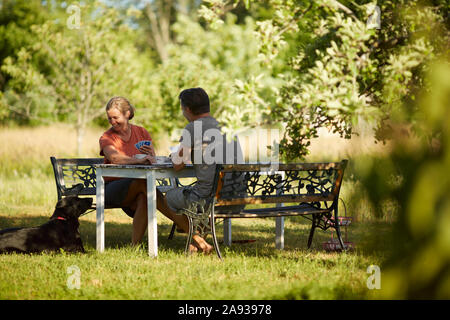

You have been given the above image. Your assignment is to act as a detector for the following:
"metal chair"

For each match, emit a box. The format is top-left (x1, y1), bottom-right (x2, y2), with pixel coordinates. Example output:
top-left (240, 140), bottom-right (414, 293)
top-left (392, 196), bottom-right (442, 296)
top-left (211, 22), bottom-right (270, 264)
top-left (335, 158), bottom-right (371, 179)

top-left (176, 165), bottom-right (223, 259)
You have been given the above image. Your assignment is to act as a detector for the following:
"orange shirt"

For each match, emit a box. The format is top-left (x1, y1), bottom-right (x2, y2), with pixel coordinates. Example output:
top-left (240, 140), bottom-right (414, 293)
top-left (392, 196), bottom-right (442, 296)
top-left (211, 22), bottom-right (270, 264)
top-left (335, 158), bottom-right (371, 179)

top-left (99, 124), bottom-right (152, 181)
top-left (99, 124), bottom-right (152, 162)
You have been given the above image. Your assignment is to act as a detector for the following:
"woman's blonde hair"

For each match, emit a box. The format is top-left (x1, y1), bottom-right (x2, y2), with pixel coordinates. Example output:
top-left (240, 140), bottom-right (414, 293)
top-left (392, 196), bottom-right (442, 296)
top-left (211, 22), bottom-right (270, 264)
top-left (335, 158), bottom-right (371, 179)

top-left (105, 97), bottom-right (135, 120)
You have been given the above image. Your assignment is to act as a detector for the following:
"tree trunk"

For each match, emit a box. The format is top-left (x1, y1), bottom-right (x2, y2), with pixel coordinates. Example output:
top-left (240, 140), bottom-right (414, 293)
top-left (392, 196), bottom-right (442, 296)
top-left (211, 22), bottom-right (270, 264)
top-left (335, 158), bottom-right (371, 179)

top-left (76, 105), bottom-right (85, 157)
top-left (145, 0), bottom-right (173, 62)
top-left (76, 124), bottom-right (85, 157)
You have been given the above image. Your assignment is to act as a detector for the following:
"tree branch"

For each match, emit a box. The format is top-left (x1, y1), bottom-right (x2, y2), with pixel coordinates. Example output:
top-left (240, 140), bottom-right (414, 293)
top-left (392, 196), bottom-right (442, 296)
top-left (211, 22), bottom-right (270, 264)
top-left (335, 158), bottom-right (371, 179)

top-left (276, 2), bottom-right (313, 39)
top-left (323, 0), bottom-right (358, 20)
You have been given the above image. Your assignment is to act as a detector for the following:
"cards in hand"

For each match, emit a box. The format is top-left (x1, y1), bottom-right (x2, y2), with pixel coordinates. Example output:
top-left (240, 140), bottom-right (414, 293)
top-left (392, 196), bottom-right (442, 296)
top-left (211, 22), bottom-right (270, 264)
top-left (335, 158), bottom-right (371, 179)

top-left (135, 140), bottom-right (152, 150)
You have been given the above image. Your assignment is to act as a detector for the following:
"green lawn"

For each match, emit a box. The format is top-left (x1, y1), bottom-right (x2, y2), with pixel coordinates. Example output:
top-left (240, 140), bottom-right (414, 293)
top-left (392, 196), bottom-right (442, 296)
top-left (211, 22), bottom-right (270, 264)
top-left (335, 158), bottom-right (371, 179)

top-left (0, 204), bottom-right (390, 299)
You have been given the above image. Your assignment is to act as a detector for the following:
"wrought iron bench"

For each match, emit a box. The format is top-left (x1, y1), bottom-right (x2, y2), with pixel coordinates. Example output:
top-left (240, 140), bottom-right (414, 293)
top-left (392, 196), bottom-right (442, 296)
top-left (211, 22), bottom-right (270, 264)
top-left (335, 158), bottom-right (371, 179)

top-left (214, 161), bottom-right (349, 251)
top-left (172, 160), bottom-right (349, 259)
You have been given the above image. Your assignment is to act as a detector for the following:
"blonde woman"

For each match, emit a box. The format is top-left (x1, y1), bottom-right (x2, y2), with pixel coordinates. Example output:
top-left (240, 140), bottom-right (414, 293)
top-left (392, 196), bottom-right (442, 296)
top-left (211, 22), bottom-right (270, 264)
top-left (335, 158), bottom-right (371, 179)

top-left (99, 97), bottom-right (156, 245)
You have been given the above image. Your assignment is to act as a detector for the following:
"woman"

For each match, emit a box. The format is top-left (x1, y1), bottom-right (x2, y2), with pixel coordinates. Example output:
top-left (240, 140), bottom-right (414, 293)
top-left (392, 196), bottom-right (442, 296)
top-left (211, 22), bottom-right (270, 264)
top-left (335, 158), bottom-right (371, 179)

top-left (99, 96), bottom-right (156, 245)
top-left (99, 97), bottom-right (212, 253)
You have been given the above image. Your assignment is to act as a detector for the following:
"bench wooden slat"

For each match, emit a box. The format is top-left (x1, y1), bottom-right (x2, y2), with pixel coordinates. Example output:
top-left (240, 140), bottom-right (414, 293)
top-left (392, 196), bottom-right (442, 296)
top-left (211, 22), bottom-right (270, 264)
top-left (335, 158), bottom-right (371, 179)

top-left (215, 193), bottom-right (335, 206)
top-left (70, 188), bottom-right (97, 196)
top-left (54, 158), bottom-right (104, 166)
top-left (221, 161), bottom-right (346, 172)
top-left (215, 204), bottom-right (330, 218)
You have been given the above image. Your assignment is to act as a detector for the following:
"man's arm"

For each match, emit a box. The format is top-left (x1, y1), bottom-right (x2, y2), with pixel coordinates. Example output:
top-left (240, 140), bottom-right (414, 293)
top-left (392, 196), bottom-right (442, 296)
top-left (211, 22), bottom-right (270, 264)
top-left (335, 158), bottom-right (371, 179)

top-left (171, 145), bottom-right (191, 171)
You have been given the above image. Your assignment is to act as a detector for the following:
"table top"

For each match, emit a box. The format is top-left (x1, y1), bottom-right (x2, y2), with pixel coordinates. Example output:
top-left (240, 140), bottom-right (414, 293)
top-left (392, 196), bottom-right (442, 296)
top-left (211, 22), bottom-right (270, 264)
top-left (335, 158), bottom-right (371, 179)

top-left (94, 163), bottom-right (193, 170)
top-left (94, 161), bottom-right (347, 171)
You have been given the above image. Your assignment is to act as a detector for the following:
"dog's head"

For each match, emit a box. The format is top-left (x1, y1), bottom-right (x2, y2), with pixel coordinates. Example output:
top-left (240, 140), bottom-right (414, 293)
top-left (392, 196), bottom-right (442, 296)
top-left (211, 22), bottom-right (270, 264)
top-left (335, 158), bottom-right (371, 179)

top-left (50, 196), bottom-right (94, 220)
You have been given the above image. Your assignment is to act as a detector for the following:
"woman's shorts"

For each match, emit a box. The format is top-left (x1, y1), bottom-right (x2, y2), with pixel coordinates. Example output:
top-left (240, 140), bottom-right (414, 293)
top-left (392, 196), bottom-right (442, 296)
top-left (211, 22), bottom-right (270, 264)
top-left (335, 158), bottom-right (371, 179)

top-left (105, 178), bottom-right (135, 218)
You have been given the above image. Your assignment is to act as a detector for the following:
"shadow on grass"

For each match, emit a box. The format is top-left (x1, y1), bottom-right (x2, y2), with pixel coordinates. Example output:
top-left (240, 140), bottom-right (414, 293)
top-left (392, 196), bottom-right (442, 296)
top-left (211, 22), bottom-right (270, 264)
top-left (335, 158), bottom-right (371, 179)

top-left (0, 213), bottom-right (393, 259)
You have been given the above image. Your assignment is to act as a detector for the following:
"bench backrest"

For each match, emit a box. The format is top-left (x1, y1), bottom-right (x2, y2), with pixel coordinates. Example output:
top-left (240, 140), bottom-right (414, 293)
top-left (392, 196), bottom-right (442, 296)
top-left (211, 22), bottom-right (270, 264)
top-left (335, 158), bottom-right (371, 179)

top-left (50, 157), bottom-right (179, 200)
top-left (50, 157), bottom-right (103, 200)
top-left (215, 160), bottom-right (348, 207)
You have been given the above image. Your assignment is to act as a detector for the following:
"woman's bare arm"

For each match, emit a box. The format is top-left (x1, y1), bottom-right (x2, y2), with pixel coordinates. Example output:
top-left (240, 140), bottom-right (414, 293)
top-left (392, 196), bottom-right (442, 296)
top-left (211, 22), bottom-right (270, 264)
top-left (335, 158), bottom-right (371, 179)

top-left (103, 145), bottom-right (155, 164)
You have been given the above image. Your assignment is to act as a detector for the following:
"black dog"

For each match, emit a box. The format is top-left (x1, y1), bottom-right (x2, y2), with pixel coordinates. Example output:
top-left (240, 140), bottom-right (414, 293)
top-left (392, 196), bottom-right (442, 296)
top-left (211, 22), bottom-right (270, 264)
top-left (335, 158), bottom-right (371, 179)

top-left (0, 196), bottom-right (93, 254)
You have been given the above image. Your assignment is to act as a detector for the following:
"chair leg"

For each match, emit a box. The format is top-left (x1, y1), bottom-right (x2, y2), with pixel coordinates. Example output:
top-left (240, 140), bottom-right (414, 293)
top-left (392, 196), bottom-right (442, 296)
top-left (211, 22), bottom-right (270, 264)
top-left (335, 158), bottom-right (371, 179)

top-left (210, 215), bottom-right (223, 260)
top-left (179, 200), bottom-right (223, 259)
top-left (184, 216), bottom-right (194, 255)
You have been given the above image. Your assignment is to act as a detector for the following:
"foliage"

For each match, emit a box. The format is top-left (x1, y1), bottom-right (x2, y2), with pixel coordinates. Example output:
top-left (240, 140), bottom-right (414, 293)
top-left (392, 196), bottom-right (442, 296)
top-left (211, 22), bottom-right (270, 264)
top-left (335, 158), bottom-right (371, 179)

top-left (199, 0), bottom-right (450, 160)
top-left (199, 0), bottom-right (450, 298)
top-left (0, 0), bottom-right (280, 145)
top-left (0, 0), bottom-right (55, 90)
top-left (355, 57), bottom-right (450, 299)
top-left (1, 1), bottom-right (154, 154)
top-left (146, 12), bottom-right (277, 138)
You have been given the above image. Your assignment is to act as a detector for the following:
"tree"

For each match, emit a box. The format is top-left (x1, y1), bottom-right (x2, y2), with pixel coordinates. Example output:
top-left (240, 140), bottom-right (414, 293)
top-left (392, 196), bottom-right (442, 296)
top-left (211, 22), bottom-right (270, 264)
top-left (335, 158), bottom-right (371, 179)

top-left (1, 1), bottom-right (153, 155)
top-left (145, 11), bottom-right (274, 139)
top-left (121, 0), bottom-right (202, 62)
top-left (199, 0), bottom-right (450, 160)
top-left (357, 56), bottom-right (450, 299)
top-left (0, 0), bottom-right (59, 91)
top-left (201, 0), bottom-right (450, 299)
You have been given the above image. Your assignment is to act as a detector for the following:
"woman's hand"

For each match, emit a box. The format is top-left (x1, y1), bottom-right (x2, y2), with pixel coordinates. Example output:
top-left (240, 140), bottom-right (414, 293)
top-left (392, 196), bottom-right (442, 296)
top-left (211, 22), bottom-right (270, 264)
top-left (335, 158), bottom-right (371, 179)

top-left (139, 144), bottom-right (156, 157)
top-left (136, 155), bottom-right (156, 165)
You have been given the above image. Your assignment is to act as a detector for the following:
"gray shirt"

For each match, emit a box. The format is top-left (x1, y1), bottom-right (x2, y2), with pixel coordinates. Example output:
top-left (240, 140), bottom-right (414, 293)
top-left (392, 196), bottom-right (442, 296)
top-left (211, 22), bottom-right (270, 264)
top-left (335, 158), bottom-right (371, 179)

top-left (180, 116), bottom-right (244, 199)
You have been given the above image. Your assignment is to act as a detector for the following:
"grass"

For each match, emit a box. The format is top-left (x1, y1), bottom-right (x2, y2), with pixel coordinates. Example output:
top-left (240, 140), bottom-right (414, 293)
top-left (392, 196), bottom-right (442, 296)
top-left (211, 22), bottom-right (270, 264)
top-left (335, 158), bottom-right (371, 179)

top-left (0, 124), bottom-right (393, 300)
top-left (0, 214), bottom-right (389, 299)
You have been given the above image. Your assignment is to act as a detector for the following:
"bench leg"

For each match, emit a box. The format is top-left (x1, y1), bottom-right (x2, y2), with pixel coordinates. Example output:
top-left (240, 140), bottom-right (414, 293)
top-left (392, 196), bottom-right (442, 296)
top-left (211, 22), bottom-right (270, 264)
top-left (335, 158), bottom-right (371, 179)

top-left (183, 212), bottom-right (222, 260)
top-left (307, 214), bottom-right (318, 249)
top-left (223, 218), bottom-right (232, 246)
top-left (334, 207), bottom-right (346, 251)
top-left (335, 225), bottom-right (346, 251)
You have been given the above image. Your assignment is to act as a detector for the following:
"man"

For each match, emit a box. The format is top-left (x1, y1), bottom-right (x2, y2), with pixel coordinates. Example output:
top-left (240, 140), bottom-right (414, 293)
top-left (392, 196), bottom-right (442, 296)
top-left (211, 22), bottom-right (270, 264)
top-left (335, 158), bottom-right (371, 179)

top-left (158, 87), bottom-right (244, 254)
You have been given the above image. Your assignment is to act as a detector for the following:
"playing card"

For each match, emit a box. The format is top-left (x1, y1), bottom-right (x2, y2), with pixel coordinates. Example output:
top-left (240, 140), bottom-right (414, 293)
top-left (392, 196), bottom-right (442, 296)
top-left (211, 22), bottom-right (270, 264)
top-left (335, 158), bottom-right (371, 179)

top-left (135, 140), bottom-right (151, 150)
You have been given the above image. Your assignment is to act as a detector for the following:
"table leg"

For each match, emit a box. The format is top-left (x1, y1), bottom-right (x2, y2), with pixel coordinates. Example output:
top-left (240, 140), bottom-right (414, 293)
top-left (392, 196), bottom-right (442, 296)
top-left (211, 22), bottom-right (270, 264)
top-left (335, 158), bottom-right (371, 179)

top-left (275, 172), bottom-right (285, 250)
top-left (96, 169), bottom-right (105, 253)
top-left (146, 171), bottom-right (158, 257)
top-left (275, 217), bottom-right (284, 250)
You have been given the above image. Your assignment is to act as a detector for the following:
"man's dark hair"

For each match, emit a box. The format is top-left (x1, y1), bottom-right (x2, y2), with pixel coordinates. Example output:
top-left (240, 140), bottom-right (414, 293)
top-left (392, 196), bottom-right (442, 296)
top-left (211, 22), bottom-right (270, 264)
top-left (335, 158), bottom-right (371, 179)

top-left (179, 87), bottom-right (210, 115)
